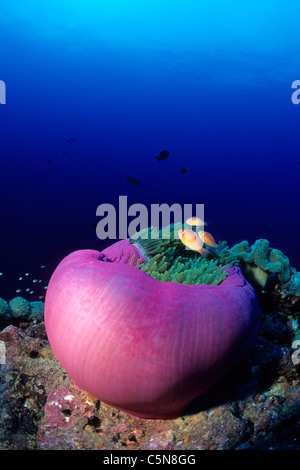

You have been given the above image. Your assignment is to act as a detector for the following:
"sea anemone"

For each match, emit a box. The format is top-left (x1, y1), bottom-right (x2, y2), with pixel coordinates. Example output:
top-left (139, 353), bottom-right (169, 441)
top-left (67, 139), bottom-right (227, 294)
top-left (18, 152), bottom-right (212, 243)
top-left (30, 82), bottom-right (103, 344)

top-left (128, 223), bottom-right (229, 285)
top-left (45, 224), bottom-right (261, 419)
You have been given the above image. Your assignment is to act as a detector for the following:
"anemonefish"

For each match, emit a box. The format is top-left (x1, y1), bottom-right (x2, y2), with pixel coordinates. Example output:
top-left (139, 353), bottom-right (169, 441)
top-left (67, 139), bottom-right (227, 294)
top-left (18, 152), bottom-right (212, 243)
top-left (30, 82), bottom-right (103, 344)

top-left (178, 229), bottom-right (210, 258)
top-left (198, 231), bottom-right (218, 248)
top-left (186, 217), bottom-right (207, 227)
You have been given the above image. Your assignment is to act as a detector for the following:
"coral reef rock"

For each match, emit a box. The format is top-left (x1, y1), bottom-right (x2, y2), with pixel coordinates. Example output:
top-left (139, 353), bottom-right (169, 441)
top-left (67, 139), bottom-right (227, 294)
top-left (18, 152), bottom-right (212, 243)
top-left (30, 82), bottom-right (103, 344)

top-left (0, 289), bottom-right (299, 450)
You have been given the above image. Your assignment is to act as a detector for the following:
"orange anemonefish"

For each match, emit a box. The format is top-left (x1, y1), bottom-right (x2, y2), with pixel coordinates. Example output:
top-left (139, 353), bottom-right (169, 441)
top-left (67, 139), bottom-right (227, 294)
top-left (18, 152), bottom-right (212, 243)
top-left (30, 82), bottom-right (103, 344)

top-left (198, 231), bottom-right (218, 248)
top-left (178, 229), bottom-right (210, 258)
top-left (185, 217), bottom-right (207, 227)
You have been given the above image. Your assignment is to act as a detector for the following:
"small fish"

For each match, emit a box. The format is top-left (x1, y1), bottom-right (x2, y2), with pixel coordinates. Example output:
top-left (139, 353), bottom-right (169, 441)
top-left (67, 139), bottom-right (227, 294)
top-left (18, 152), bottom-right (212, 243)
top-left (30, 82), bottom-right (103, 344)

top-left (0, 273), bottom-right (3, 276)
top-left (26, 288), bottom-right (30, 292)
top-left (180, 167), bottom-right (187, 174)
top-left (19, 277), bottom-right (23, 280)
top-left (126, 176), bottom-right (142, 187)
top-left (29, 291), bottom-right (34, 294)
top-left (25, 273), bottom-right (30, 276)
top-left (41, 265), bottom-right (46, 268)
top-left (39, 296), bottom-right (44, 300)
top-left (32, 279), bottom-right (38, 283)
top-left (186, 217), bottom-right (207, 227)
top-left (16, 289), bottom-right (22, 293)
top-left (156, 150), bottom-right (169, 162)
top-left (198, 231), bottom-right (218, 248)
top-left (178, 229), bottom-right (210, 258)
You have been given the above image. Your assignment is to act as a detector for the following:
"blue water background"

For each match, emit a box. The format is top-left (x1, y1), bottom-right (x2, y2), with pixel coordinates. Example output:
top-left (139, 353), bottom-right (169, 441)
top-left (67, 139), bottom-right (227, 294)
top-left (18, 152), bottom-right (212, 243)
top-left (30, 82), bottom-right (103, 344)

top-left (0, 1), bottom-right (299, 300)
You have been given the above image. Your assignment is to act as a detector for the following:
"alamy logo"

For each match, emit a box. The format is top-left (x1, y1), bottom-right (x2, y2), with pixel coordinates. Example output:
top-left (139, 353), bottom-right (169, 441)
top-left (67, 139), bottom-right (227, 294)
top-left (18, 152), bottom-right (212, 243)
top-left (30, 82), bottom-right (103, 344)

top-left (0, 340), bottom-right (5, 370)
top-left (0, 80), bottom-right (6, 104)
top-left (95, 196), bottom-right (205, 240)
top-left (291, 339), bottom-right (300, 365)
top-left (291, 80), bottom-right (300, 105)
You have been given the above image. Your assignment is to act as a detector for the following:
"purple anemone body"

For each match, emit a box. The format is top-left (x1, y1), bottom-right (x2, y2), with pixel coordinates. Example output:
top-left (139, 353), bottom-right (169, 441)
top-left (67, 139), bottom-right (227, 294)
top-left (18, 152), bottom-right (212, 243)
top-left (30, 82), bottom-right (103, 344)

top-left (45, 239), bottom-right (261, 419)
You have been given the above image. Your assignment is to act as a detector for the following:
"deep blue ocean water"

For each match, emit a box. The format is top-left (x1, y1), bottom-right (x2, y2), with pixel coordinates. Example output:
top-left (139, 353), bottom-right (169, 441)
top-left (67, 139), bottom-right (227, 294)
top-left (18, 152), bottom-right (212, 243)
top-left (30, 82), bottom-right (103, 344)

top-left (0, 1), bottom-right (299, 301)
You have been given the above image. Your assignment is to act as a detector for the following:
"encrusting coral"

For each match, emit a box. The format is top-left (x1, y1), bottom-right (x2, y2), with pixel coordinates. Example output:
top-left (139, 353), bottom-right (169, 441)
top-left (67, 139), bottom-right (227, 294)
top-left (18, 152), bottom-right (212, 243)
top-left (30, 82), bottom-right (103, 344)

top-left (44, 224), bottom-right (261, 419)
top-left (0, 298), bottom-right (9, 316)
top-left (9, 297), bottom-right (31, 318)
top-left (230, 239), bottom-right (292, 288)
top-left (0, 298), bottom-right (10, 327)
top-left (0, 297), bottom-right (44, 326)
top-left (278, 271), bottom-right (300, 298)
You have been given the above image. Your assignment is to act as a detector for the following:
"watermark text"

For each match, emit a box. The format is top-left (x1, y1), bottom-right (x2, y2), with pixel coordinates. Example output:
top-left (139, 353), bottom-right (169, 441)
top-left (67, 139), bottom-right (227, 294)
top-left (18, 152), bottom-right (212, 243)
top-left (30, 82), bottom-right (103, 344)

top-left (0, 80), bottom-right (6, 104)
top-left (291, 339), bottom-right (300, 365)
top-left (0, 340), bottom-right (6, 370)
top-left (96, 196), bottom-right (205, 240)
top-left (291, 80), bottom-right (300, 104)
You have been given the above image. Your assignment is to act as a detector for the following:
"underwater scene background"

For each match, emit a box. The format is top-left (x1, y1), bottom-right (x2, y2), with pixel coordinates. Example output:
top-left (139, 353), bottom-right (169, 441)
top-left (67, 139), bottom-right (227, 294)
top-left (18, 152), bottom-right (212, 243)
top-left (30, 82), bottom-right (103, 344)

top-left (0, 1), bottom-right (300, 452)
top-left (0, 0), bottom-right (300, 300)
